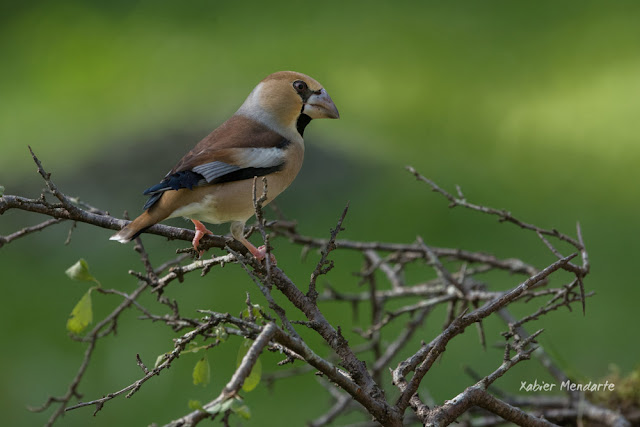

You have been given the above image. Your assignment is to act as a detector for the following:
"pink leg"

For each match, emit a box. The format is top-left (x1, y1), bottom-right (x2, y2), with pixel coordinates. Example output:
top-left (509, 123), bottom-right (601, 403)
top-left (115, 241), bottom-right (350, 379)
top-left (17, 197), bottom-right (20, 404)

top-left (230, 221), bottom-right (276, 264)
top-left (191, 220), bottom-right (213, 256)
top-left (239, 239), bottom-right (276, 265)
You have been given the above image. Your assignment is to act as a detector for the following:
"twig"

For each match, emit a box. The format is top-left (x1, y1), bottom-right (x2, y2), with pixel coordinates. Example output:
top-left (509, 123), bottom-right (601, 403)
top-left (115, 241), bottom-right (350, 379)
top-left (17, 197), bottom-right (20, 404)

top-left (6, 154), bottom-right (618, 427)
top-left (66, 314), bottom-right (225, 413)
top-left (308, 202), bottom-right (349, 302)
top-left (252, 176), bottom-right (274, 280)
top-left (417, 236), bottom-right (466, 297)
top-left (406, 166), bottom-right (584, 251)
top-left (31, 280), bottom-right (149, 424)
top-left (227, 246), bottom-right (300, 339)
top-left (0, 218), bottom-right (64, 248)
top-left (394, 254), bottom-right (576, 412)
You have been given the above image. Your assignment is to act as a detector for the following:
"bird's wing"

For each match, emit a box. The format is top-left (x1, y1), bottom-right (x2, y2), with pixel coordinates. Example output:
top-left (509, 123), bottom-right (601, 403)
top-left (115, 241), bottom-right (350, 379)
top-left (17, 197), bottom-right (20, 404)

top-left (141, 115), bottom-right (291, 210)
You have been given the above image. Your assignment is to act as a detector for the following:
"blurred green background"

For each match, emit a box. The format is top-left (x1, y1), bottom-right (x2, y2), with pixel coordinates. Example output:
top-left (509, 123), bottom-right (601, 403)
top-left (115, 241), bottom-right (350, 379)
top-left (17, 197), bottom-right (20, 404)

top-left (1, 1), bottom-right (639, 425)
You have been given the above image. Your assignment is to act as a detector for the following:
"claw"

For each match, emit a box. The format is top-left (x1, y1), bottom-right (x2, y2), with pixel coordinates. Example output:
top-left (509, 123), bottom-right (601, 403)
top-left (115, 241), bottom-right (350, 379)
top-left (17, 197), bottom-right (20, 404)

top-left (244, 242), bottom-right (277, 265)
top-left (191, 220), bottom-right (213, 257)
top-left (252, 245), bottom-right (277, 265)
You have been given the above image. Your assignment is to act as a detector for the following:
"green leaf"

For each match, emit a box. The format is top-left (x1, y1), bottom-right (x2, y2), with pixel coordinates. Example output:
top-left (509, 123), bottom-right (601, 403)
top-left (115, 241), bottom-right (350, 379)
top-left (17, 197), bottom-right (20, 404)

top-left (231, 401), bottom-right (251, 420)
top-left (241, 304), bottom-right (263, 321)
top-left (183, 341), bottom-right (220, 355)
top-left (242, 358), bottom-right (261, 392)
top-left (206, 398), bottom-right (233, 415)
top-left (188, 400), bottom-right (204, 411)
top-left (192, 356), bottom-right (210, 386)
top-left (220, 399), bottom-right (234, 412)
top-left (206, 402), bottom-right (222, 415)
top-left (237, 340), bottom-right (262, 392)
top-left (66, 289), bottom-right (93, 334)
top-left (0, 185), bottom-right (4, 196)
top-left (183, 341), bottom-right (202, 354)
top-left (214, 326), bottom-right (228, 342)
top-left (65, 259), bottom-right (97, 283)
top-left (154, 353), bottom-right (168, 369)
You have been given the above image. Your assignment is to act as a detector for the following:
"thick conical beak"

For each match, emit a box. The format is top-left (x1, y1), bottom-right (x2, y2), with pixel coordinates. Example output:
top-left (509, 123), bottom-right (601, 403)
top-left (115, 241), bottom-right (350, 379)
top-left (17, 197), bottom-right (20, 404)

top-left (303, 88), bottom-right (340, 119)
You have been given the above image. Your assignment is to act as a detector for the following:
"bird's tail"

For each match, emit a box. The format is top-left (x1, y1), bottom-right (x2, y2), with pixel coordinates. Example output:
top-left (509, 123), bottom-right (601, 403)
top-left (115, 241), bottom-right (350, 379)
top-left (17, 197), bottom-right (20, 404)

top-left (110, 211), bottom-right (161, 243)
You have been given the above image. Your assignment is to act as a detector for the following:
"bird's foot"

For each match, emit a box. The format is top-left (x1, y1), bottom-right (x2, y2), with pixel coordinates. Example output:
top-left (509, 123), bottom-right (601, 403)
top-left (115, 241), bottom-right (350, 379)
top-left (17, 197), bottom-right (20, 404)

top-left (245, 242), bottom-right (277, 265)
top-left (191, 220), bottom-right (213, 257)
top-left (254, 245), bottom-right (277, 265)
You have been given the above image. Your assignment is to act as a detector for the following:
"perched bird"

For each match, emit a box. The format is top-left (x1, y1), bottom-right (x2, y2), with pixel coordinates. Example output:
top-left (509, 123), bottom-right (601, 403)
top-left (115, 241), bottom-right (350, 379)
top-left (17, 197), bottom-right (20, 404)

top-left (110, 71), bottom-right (339, 261)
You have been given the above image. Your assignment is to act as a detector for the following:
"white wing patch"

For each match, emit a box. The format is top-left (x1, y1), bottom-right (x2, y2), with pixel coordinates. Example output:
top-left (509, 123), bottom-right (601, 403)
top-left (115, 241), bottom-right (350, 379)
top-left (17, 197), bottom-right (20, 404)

top-left (240, 147), bottom-right (286, 168)
top-left (192, 147), bottom-right (286, 183)
top-left (192, 162), bottom-right (240, 183)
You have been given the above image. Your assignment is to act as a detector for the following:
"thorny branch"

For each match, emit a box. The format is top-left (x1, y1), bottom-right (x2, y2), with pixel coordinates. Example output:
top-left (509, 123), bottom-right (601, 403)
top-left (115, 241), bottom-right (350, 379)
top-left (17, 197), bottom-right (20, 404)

top-left (1, 149), bottom-right (631, 427)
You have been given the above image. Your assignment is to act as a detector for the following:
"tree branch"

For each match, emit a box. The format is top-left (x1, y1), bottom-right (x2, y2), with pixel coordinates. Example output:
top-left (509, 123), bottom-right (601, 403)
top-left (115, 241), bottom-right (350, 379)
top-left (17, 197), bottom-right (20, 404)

top-left (5, 152), bottom-right (625, 427)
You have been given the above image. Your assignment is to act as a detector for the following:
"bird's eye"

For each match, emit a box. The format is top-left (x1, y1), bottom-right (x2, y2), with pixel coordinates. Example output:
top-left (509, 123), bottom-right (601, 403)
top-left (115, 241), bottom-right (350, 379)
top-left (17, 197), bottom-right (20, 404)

top-left (293, 80), bottom-right (307, 93)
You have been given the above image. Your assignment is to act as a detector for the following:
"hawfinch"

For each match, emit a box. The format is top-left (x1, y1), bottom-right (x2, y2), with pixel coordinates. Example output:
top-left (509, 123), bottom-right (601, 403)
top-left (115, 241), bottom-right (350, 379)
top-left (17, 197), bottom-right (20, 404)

top-left (110, 71), bottom-right (339, 260)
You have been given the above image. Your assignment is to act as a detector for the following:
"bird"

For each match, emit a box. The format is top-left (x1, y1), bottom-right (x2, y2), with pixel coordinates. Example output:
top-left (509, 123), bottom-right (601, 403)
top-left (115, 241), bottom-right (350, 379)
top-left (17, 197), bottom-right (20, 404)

top-left (110, 71), bottom-right (339, 261)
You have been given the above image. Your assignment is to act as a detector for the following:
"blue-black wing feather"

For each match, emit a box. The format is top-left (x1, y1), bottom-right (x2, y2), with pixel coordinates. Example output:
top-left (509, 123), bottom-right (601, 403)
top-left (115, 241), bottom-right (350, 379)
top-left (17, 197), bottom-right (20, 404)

top-left (142, 170), bottom-right (205, 210)
top-left (139, 116), bottom-right (294, 212)
top-left (141, 165), bottom-right (284, 211)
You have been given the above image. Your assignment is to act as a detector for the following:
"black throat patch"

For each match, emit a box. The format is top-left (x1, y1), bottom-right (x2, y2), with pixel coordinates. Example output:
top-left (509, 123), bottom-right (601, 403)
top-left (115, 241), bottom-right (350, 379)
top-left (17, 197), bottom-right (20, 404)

top-left (296, 113), bottom-right (312, 137)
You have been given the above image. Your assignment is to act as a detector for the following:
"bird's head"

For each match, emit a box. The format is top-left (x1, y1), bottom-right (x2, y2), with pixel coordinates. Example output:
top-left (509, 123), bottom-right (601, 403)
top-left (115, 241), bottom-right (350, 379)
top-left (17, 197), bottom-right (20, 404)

top-left (237, 71), bottom-right (339, 142)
